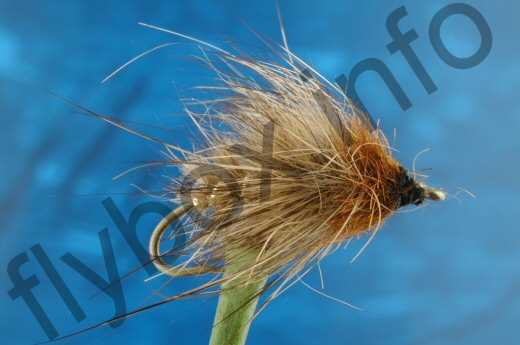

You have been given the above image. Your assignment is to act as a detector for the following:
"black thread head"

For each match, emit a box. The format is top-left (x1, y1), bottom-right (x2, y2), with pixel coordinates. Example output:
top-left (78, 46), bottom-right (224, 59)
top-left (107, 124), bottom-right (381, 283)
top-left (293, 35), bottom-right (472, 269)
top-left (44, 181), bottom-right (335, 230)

top-left (395, 167), bottom-right (446, 208)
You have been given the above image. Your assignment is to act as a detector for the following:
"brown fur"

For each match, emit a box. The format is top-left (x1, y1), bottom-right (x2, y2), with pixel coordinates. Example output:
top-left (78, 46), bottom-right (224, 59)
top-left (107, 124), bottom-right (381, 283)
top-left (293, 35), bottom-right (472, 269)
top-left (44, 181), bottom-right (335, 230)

top-left (163, 53), bottom-right (411, 291)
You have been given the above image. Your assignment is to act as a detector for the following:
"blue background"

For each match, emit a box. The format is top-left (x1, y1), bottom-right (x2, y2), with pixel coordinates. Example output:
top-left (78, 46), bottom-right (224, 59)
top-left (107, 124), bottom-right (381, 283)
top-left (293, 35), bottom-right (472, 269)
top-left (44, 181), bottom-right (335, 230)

top-left (0, 1), bottom-right (517, 344)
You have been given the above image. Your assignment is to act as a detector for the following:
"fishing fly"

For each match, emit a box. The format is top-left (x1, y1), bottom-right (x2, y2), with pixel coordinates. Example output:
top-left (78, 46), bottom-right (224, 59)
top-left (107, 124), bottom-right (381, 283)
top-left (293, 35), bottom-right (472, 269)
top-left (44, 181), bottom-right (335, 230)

top-left (48, 15), bottom-right (447, 345)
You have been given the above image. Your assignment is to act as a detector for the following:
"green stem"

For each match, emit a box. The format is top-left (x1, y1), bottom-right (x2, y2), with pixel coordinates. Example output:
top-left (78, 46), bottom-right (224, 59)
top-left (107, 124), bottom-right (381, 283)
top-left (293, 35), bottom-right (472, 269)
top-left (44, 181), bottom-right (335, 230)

top-left (209, 251), bottom-right (267, 345)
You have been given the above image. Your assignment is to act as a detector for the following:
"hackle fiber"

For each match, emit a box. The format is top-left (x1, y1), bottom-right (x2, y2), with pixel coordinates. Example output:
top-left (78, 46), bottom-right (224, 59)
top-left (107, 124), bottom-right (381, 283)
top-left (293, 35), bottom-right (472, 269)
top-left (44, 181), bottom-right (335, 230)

top-left (155, 51), bottom-right (445, 296)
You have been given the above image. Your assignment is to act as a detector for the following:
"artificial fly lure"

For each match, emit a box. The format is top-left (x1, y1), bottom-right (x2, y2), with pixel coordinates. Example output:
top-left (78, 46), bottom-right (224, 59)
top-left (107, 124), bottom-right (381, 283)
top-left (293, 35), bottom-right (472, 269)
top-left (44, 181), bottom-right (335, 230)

top-left (44, 17), bottom-right (447, 345)
top-left (145, 23), bottom-right (447, 293)
top-left (144, 20), bottom-right (447, 344)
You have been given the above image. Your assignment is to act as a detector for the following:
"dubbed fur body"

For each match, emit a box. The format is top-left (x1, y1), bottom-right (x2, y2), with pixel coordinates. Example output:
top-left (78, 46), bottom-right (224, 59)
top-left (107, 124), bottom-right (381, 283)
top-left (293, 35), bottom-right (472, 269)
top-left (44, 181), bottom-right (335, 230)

top-left (166, 55), bottom-right (420, 288)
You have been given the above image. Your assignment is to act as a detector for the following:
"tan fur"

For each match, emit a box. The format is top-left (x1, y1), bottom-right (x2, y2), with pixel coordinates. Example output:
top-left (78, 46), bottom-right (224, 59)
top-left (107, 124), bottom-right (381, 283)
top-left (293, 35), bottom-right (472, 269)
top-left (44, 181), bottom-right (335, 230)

top-left (163, 54), bottom-right (406, 291)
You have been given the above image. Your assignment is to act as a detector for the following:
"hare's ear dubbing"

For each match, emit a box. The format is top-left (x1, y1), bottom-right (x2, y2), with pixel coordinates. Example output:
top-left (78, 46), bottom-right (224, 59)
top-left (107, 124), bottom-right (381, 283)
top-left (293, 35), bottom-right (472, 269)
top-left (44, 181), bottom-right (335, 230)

top-left (143, 47), bottom-right (446, 293)
top-left (44, 19), bottom-right (447, 342)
